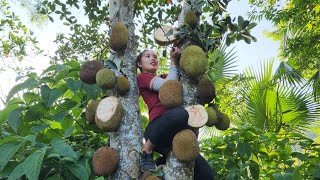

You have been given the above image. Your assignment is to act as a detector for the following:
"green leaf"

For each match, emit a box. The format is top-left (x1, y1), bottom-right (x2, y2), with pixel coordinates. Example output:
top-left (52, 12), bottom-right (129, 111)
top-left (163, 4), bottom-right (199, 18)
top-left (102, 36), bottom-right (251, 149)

top-left (41, 85), bottom-right (62, 108)
top-left (23, 92), bottom-right (39, 104)
top-left (47, 111), bottom-right (67, 122)
top-left (30, 124), bottom-right (50, 134)
top-left (51, 138), bottom-right (78, 159)
top-left (24, 103), bottom-right (47, 121)
top-left (238, 16), bottom-right (244, 27)
top-left (64, 126), bottom-right (74, 138)
top-left (242, 20), bottom-right (250, 29)
top-left (6, 78), bottom-right (38, 103)
top-left (67, 78), bottom-right (81, 93)
top-left (82, 83), bottom-right (101, 100)
top-left (66, 163), bottom-right (89, 180)
top-left (237, 141), bottom-right (252, 157)
top-left (0, 143), bottom-right (22, 172)
top-left (105, 60), bottom-right (117, 70)
top-left (7, 107), bottom-right (25, 133)
top-left (247, 22), bottom-right (257, 30)
top-left (8, 147), bottom-right (47, 180)
top-left (0, 104), bottom-right (20, 126)
top-left (313, 164), bottom-right (320, 178)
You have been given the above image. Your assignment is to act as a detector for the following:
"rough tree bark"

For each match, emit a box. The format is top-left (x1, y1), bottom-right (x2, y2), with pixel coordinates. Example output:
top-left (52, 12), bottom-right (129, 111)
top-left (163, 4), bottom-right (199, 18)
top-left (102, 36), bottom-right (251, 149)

top-left (108, 0), bottom-right (142, 179)
top-left (163, 0), bottom-right (202, 179)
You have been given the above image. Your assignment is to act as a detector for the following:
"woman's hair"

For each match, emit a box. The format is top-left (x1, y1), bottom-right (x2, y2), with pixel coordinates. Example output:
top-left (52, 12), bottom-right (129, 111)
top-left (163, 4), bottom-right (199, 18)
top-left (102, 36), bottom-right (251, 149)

top-left (135, 49), bottom-right (148, 72)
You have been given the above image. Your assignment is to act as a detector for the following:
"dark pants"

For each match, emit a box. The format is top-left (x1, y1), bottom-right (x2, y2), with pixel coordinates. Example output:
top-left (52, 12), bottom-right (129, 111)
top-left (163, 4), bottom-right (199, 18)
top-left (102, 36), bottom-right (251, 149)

top-left (144, 107), bottom-right (215, 180)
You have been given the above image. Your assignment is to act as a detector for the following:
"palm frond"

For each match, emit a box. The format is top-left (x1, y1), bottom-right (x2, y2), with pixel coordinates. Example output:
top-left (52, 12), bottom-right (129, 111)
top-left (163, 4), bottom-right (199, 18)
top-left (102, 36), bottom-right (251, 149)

top-left (207, 44), bottom-right (238, 81)
top-left (306, 70), bottom-right (320, 102)
top-left (273, 61), bottom-right (304, 86)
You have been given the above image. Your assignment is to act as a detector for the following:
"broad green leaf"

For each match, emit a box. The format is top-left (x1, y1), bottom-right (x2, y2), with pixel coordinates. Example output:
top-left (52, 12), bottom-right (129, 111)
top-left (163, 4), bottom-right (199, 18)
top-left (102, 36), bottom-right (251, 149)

top-left (24, 103), bottom-right (47, 121)
top-left (67, 78), bottom-right (81, 93)
top-left (0, 143), bottom-right (21, 172)
top-left (238, 16), bottom-right (244, 27)
top-left (41, 85), bottom-right (62, 108)
top-left (23, 147), bottom-right (47, 180)
top-left (66, 163), bottom-right (89, 180)
top-left (82, 83), bottom-right (101, 100)
top-left (50, 138), bottom-right (78, 159)
top-left (8, 147), bottom-right (46, 180)
top-left (0, 161), bottom-right (19, 179)
top-left (6, 78), bottom-right (38, 103)
top-left (247, 22), bottom-right (257, 30)
top-left (242, 20), bottom-right (250, 29)
top-left (7, 107), bottom-right (25, 133)
top-left (64, 126), bottom-right (74, 138)
top-left (46, 111), bottom-right (67, 122)
top-left (313, 164), bottom-right (320, 178)
top-left (237, 141), bottom-right (252, 157)
top-left (46, 174), bottom-right (64, 180)
top-left (0, 104), bottom-right (20, 126)
top-left (23, 92), bottom-right (40, 104)
top-left (30, 124), bottom-right (50, 134)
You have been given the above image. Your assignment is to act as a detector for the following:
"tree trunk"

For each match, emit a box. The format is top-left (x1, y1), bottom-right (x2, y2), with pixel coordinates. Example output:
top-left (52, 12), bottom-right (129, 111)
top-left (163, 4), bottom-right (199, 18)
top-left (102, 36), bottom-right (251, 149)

top-left (108, 0), bottom-right (142, 179)
top-left (164, 0), bottom-right (201, 179)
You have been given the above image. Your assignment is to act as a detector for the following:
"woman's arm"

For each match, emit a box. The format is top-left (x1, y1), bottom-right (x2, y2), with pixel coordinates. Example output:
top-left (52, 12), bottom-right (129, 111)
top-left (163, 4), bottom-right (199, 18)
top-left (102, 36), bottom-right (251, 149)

top-left (149, 47), bottom-right (181, 91)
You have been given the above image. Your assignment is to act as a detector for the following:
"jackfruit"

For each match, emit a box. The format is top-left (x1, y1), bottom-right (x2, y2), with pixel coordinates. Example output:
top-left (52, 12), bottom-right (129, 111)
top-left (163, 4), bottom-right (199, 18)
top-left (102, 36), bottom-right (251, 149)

top-left (96, 68), bottom-right (116, 90)
top-left (142, 171), bottom-right (152, 180)
top-left (184, 10), bottom-right (198, 28)
top-left (109, 22), bottom-right (128, 51)
top-left (197, 78), bottom-right (216, 104)
top-left (159, 80), bottom-right (183, 109)
top-left (80, 60), bottom-right (104, 84)
top-left (85, 100), bottom-right (100, 124)
top-left (179, 45), bottom-right (207, 79)
top-left (172, 129), bottom-right (199, 162)
top-left (95, 96), bottom-right (123, 132)
top-left (116, 75), bottom-right (130, 95)
top-left (92, 147), bottom-right (119, 176)
top-left (215, 113), bottom-right (230, 130)
top-left (185, 104), bottom-right (208, 128)
top-left (205, 106), bottom-right (218, 127)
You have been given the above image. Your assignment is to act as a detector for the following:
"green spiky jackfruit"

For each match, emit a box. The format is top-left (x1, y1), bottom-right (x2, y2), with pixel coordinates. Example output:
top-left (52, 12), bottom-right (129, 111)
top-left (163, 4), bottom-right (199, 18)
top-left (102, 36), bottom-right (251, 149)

top-left (95, 96), bottom-right (123, 132)
top-left (92, 147), bottom-right (119, 176)
top-left (184, 10), bottom-right (198, 28)
top-left (159, 80), bottom-right (183, 109)
top-left (197, 78), bottom-right (216, 104)
top-left (109, 22), bottom-right (128, 51)
top-left (96, 68), bottom-right (116, 90)
top-left (215, 113), bottom-right (230, 130)
top-left (116, 75), bottom-right (130, 95)
top-left (206, 106), bottom-right (218, 127)
top-left (85, 100), bottom-right (100, 124)
top-left (80, 60), bottom-right (104, 84)
top-left (172, 129), bottom-right (199, 162)
top-left (179, 45), bottom-right (207, 79)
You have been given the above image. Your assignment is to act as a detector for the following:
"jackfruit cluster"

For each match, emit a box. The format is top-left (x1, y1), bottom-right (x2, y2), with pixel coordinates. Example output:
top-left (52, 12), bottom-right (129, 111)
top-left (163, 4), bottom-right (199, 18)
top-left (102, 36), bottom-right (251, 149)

top-left (109, 22), bottom-right (128, 51)
top-left (179, 45), bottom-right (207, 79)
top-left (159, 80), bottom-right (183, 109)
top-left (184, 10), bottom-right (198, 28)
top-left (95, 96), bottom-right (123, 132)
top-left (80, 60), bottom-right (104, 84)
top-left (96, 68), bottom-right (116, 90)
top-left (116, 75), bottom-right (130, 95)
top-left (85, 100), bottom-right (100, 124)
top-left (172, 129), bottom-right (199, 162)
top-left (92, 147), bottom-right (119, 176)
top-left (197, 77), bottom-right (216, 104)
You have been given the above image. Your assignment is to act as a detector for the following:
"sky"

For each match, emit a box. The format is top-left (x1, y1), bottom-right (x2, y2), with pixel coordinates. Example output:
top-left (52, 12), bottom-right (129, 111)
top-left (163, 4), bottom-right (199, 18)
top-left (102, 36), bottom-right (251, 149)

top-left (0, 0), bottom-right (280, 110)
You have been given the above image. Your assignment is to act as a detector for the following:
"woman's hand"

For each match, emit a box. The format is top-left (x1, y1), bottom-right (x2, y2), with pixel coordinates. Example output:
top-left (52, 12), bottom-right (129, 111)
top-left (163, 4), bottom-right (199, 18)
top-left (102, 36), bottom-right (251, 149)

top-left (170, 47), bottom-right (181, 66)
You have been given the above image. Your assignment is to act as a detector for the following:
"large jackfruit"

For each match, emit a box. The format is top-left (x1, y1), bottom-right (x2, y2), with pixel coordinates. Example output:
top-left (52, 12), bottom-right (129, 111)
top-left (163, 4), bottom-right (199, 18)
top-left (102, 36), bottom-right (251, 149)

top-left (96, 68), bottom-right (116, 90)
top-left (172, 129), bottom-right (199, 162)
top-left (159, 80), bottom-right (183, 109)
top-left (79, 60), bottom-right (104, 84)
top-left (184, 10), bottom-right (198, 28)
top-left (92, 147), bottom-right (119, 176)
top-left (215, 113), bottom-right (230, 130)
top-left (197, 77), bottom-right (216, 104)
top-left (109, 22), bottom-right (128, 51)
top-left (179, 45), bottom-right (207, 79)
top-left (95, 96), bottom-right (123, 132)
